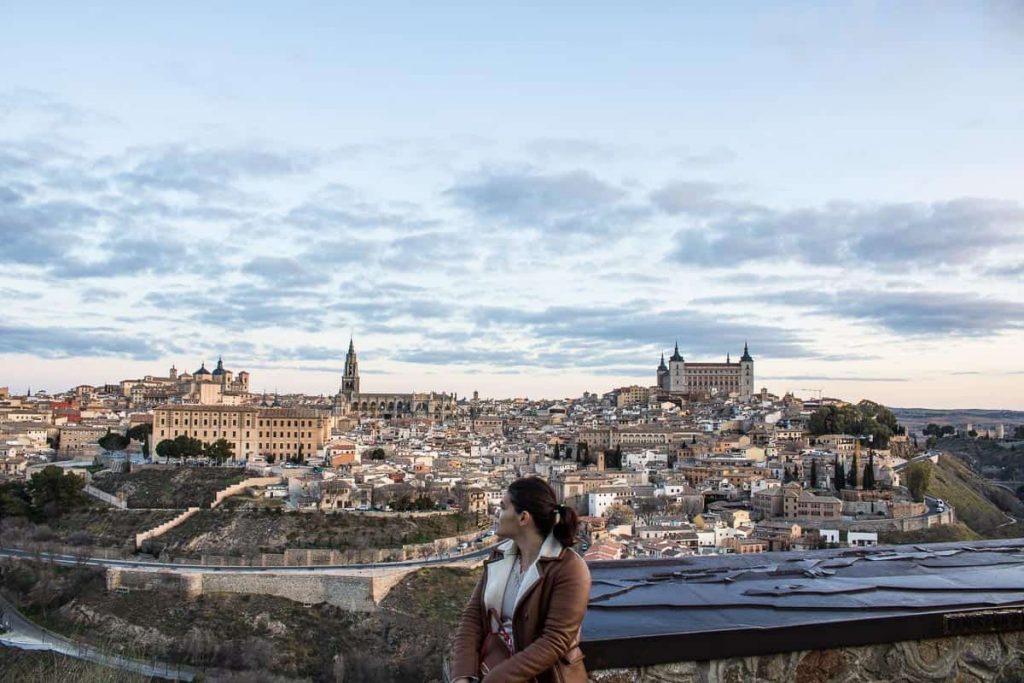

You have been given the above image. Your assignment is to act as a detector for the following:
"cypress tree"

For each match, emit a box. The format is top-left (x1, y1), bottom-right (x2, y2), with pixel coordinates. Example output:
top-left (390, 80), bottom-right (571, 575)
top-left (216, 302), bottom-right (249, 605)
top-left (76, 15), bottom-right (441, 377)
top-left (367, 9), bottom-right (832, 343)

top-left (810, 459), bottom-right (818, 488)
top-left (834, 456), bottom-right (845, 491)
top-left (863, 451), bottom-right (876, 489)
top-left (847, 449), bottom-right (859, 489)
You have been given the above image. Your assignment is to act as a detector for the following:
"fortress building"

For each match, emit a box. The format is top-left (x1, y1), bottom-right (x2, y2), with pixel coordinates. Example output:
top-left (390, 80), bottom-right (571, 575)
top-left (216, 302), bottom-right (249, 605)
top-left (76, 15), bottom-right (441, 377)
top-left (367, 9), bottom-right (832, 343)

top-left (334, 339), bottom-right (456, 420)
top-left (656, 341), bottom-right (754, 401)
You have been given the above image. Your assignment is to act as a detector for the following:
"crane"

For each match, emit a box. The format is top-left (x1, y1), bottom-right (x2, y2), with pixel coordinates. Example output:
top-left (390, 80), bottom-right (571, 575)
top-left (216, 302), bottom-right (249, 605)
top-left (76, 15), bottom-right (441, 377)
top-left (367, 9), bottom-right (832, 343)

top-left (800, 388), bottom-right (823, 401)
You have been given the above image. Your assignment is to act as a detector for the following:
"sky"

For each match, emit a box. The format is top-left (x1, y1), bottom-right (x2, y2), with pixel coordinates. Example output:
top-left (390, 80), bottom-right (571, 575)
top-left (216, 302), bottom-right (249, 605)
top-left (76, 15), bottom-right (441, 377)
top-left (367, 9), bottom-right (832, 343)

top-left (1, 1), bottom-right (1023, 408)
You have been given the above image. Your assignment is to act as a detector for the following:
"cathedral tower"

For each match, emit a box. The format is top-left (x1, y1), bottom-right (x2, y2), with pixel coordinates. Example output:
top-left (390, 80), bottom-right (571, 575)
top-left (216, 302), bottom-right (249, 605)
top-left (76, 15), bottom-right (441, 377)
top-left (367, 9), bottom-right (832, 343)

top-left (739, 342), bottom-right (754, 400)
top-left (341, 338), bottom-right (360, 400)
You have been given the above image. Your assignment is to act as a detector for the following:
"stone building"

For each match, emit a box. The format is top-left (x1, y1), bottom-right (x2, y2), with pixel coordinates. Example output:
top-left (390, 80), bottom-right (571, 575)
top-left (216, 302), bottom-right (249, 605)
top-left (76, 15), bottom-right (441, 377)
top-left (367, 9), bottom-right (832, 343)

top-left (153, 404), bottom-right (331, 462)
top-left (657, 341), bottom-right (754, 400)
top-left (121, 357), bottom-right (250, 407)
top-left (334, 338), bottom-right (456, 419)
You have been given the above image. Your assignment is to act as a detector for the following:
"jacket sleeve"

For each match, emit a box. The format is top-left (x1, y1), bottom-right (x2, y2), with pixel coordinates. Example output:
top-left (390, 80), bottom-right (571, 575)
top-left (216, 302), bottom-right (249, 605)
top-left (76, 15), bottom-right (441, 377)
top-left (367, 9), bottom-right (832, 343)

top-left (450, 569), bottom-right (486, 679)
top-left (483, 555), bottom-right (591, 683)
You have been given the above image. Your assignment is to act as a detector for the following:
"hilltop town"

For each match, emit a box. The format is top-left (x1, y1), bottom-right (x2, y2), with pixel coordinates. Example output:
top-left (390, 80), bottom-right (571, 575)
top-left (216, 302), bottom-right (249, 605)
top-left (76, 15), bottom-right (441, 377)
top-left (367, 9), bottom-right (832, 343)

top-left (4, 340), bottom-right (1022, 564)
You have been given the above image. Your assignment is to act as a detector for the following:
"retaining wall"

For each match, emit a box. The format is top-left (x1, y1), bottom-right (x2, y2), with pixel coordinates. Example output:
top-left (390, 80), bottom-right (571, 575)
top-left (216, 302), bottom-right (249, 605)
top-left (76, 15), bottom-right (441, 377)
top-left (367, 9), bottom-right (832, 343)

top-left (210, 476), bottom-right (282, 508)
top-left (83, 484), bottom-right (127, 510)
top-left (134, 507), bottom-right (200, 549)
top-left (105, 566), bottom-right (415, 611)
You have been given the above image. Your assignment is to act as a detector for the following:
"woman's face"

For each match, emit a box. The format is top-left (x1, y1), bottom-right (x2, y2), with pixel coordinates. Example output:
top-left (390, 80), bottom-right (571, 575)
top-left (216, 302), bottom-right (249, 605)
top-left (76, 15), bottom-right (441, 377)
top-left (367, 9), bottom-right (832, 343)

top-left (495, 492), bottom-right (524, 540)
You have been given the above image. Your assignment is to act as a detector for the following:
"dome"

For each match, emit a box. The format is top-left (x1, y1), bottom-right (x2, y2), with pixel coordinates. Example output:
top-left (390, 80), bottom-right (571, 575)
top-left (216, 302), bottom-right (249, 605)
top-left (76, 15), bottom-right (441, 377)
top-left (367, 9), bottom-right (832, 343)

top-left (195, 362), bottom-right (211, 375)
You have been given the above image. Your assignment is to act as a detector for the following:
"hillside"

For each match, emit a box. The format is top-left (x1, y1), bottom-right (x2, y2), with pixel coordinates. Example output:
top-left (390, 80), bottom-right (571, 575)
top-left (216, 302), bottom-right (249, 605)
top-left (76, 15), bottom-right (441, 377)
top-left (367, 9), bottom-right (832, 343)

top-left (926, 455), bottom-right (1024, 538)
top-left (2, 559), bottom-right (480, 682)
top-left (91, 467), bottom-right (246, 508)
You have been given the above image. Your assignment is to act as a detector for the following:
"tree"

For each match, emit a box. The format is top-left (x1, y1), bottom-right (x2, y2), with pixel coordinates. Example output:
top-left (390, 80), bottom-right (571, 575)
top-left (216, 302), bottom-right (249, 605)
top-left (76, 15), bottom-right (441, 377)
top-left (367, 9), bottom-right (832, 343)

top-left (0, 481), bottom-right (32, 519)
top-left (97, 430), bottom-right (130, 453)
top-left (369, 448), bottom-right (386, 461)
top-left (298, 443), bottom-right (305, 463)
top-left (834, 456), bottom-right (845, 492)
top-left (905, 461), bottom-right (933, 502)
top-left (863, 451), bottom-right (876, 490)
top-left (1014, 425), bottom-right (1024, 440)
top-left (27, 465), bottom-right (86, 519)
top-left (266, 453), bottom-right (276, 464)
top-left (810, 459), bottom-right (818, 488)
top-left (126, 424), bottom-right (152, 442)
top-left (156, 438), bottom-right (180, 462)
top-left (204, 438), bottom-right (234, 465)
top-left (847, 449), bottom-right (859, 489)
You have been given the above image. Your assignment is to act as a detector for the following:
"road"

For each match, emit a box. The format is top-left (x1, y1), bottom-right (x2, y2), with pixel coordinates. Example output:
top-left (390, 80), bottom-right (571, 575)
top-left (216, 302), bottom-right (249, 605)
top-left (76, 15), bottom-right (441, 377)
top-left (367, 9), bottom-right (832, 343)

top-left (0, 543), bottom-right (494, 573)
top-left (0, 593), bottom-right (197, 681)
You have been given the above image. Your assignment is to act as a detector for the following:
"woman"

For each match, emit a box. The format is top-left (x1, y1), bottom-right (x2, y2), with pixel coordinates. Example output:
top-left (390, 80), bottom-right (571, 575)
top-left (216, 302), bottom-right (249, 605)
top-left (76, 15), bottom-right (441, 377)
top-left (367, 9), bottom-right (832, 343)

top-left (450, 476), bottom-right (591, 683)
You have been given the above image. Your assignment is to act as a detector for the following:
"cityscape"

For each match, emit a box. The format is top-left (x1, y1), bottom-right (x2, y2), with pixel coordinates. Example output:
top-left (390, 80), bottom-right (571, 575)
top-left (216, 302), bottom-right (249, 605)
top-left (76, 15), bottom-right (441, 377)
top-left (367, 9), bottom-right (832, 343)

top-left (3, 3), bottom-right (1024, 683)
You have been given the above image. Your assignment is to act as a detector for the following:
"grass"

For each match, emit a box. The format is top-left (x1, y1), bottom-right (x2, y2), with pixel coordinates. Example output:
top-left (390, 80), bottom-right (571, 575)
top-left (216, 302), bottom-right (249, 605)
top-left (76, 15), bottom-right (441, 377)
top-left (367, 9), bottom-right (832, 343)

top-left (154, 509), bottom-right (478, 556)
top-left (8, 564), bottom-right (483, 682)
top-left (926, 455), bottom-right (1024, 539)
top-left (878, 521), bottom-right (981, 545)
top-left (0, 646), bottom-right (150, 683)
top-left (91, 467), bottom-right (246, 509)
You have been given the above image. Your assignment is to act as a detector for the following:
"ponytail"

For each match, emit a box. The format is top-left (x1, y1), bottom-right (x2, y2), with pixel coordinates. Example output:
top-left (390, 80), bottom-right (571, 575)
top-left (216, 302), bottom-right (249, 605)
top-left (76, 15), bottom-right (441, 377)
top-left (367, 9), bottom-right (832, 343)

top-left (552, 504), bottom-right (580, 548)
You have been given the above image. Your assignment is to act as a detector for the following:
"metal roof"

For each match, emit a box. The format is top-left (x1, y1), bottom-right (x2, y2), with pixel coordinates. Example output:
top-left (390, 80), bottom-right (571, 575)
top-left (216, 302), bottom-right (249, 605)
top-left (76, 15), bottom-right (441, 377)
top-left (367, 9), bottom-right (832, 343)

top-left (580, 539), bottom-right (1024, 668)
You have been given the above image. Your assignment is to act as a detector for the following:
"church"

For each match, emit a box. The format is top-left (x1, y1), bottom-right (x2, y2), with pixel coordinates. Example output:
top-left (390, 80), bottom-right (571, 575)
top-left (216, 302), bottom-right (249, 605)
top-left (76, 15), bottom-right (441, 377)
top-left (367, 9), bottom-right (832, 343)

top-left (656, 341), bottom-right (754, 400)
top-left (334, 339), bottom-right (457, 419)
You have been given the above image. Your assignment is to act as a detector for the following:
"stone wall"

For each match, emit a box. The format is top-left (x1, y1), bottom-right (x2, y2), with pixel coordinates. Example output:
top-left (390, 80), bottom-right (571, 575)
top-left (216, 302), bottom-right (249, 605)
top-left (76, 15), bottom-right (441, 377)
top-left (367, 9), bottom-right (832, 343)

top-left (134, 507), bottom-right (199, 549)
top-left (210, 476), bottom-right (282, 508)
top-left (105, 566), bottom-right (416, 612)
top-left (588, 631), bottom-right (1024, 683)
top-left (193, 529), bottom-right (493, 566)
top-left (83, 484), bottom-right (127, 510)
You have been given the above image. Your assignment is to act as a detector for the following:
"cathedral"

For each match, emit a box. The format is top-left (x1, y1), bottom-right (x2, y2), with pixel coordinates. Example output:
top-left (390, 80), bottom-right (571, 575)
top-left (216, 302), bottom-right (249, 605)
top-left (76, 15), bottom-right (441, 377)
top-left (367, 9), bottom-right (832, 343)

top-left (656, 341), bottom-right (754, 400)
top-left (334, 339), bottom-right (457, 419)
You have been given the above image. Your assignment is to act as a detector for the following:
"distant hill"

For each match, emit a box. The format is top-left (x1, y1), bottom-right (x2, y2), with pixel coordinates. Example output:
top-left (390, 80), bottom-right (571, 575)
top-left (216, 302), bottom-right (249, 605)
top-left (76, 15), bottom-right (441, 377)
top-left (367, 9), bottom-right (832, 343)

top-left (926, 455), bottom-right (1024, 539)
top-left (892, 408), bottom-right (1024, 432)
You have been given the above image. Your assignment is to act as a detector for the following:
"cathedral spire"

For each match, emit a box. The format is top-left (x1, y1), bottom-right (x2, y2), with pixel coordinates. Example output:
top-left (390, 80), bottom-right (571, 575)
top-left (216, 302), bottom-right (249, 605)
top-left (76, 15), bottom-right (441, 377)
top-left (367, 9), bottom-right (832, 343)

top-left (740, 341), bottom-right (753, 362)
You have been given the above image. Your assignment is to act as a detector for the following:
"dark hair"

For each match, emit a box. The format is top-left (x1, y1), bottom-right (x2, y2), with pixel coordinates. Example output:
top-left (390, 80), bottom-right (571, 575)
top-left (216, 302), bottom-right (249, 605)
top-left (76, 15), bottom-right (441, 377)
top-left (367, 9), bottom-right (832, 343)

top-left (508, 476), bottom-right (579, 548)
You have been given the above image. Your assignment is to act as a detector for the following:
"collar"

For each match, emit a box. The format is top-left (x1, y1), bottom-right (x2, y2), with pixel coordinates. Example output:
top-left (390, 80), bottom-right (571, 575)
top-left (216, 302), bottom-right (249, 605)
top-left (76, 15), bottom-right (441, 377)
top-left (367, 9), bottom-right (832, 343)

top-left (494, 532), bottom-right (564, 562)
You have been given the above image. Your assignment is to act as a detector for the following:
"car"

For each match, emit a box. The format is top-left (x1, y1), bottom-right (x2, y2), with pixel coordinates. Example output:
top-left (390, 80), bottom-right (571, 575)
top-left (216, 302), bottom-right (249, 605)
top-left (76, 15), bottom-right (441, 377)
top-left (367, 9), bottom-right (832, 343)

top-left (457, 542), bottom-right (470, 551)
top-left (484, 529), bottom-right (495, 537)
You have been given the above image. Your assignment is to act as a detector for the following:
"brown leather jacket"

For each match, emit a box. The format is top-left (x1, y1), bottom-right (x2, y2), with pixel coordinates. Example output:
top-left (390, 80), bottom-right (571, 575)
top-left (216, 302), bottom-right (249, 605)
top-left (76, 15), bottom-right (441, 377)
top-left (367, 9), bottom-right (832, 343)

top-left (451, 533), bottom-right (591, 683)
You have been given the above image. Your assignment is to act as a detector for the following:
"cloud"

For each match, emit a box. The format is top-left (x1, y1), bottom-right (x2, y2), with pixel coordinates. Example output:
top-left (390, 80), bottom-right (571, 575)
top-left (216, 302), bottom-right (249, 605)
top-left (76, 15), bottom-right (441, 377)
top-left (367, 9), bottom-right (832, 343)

top-left (469, 304), bottom-right (813, 360)
top-left (241, 256), bottom-right (323, 287)
top-left (446, 168), bottom-right (633, 234)
top-left (116, 145), bottom-right (319, 196)
top-left (0, 324), bottom-right (164, 359)
top-left (670, 198), bottom-right (1024, 269)
top-left (692, 288), bottom-right (1024, 337)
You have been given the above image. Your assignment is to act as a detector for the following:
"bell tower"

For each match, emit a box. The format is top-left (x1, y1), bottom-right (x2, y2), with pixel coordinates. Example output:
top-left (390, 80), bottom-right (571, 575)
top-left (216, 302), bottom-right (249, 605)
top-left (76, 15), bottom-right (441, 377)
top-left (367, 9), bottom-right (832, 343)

top-left (341, 338), bottom-right (360, 400)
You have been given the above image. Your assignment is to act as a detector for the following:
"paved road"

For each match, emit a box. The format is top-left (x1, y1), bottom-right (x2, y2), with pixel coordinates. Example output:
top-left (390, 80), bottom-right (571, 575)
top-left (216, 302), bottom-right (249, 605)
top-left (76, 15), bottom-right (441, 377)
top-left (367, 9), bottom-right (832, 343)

top-left (0, 593), bottom-right (197, 681)
top-left (0, 544), bottom-right (494, 573)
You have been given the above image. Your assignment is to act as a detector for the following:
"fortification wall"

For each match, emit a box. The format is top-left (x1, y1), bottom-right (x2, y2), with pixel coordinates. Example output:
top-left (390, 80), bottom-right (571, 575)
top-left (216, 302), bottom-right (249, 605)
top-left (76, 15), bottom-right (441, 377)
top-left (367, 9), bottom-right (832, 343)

top-left (135, 507), bottom-right (199, 549)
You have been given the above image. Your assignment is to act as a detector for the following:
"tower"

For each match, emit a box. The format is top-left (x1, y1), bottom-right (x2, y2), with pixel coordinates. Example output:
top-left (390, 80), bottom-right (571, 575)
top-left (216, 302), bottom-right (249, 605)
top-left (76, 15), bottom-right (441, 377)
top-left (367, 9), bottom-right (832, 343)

top-left (668, 341), bottom-right (686, 392)
top-left (341, 338), bottom-right (360, 400)
top-left (656, 353), bottom-right (669, 391)
top-left (739, 342), bottom-right (754, 401)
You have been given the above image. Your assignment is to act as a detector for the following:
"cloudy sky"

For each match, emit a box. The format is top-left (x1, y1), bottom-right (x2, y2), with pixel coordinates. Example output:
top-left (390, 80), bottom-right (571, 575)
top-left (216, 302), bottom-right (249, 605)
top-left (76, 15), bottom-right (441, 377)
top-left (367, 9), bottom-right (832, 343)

top-left (2, 2), bottom-right (1023, 408)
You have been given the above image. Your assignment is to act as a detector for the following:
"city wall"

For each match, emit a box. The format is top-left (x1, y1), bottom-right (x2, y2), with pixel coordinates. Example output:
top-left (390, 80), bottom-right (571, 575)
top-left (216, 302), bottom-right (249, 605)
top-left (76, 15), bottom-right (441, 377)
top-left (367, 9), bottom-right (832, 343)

top-left (105, 567), bottom-right (415, 611)
top-left (135, 507), bottom-right (200, 549)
